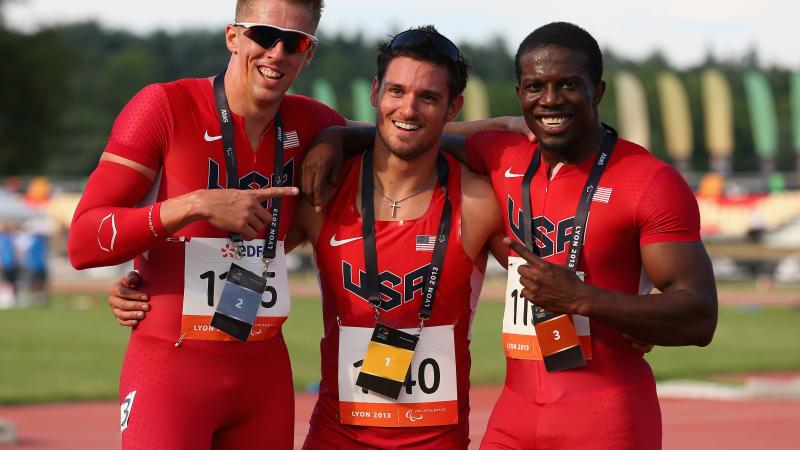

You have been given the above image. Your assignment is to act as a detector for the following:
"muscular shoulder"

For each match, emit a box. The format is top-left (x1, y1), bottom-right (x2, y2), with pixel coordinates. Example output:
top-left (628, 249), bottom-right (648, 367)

top-left (461, 163), bottom-right (497, 206)
top-left (608, 139), bottom-right (700, 243)
top-left (607, 139), bottom-right (672, 178)
top-left (460, 163), bottom-right (503, 258)
top-left (113, 78), bottom-right (210, 132)
top-left (468, 130), bottom-right (529, 149)
top-left (466, 131), bottom-right (535, 175)
top-left (281, 94), bottom-right (347, 128)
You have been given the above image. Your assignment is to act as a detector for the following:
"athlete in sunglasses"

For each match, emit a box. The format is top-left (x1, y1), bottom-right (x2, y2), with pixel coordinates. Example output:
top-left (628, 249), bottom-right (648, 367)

top-left (70, 1), bottom-right (339, 449)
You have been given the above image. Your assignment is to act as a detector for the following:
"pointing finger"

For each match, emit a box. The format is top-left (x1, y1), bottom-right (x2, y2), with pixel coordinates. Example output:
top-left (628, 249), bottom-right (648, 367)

top-left (503, 237), bottom-right (546, 268)
top-left (252, 186), bottom-right (299, 201)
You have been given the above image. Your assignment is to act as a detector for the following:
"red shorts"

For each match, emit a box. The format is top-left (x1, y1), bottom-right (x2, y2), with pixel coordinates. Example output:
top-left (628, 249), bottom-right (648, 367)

top-left (119, 332), bottom-right (294, 450)
top-left (480, 381), bottom-right (661, 450)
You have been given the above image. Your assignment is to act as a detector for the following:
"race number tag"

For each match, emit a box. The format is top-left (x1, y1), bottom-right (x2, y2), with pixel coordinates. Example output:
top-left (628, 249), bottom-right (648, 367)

top-left (210, 264), bottom-right (264, 342)
top-left (356, 324), bottom-right (419, 399)
top-left (181, 238), bottom-right (290, 341)
top-left (120, 390), bottom-right (136, 434)
top-left (339, 325), bottom-right (458, 427)
top-left (502, 256), bottom-right (592, 362)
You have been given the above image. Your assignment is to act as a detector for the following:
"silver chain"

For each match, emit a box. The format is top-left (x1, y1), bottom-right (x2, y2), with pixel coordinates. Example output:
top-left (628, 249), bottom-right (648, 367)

top-left (374, 175), bottom-right (438, 218)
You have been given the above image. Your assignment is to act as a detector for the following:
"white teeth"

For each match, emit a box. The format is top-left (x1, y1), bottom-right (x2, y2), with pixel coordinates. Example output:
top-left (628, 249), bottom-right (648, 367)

top-left (541, 117), bottom-right (567, 126)
top-left (258, 67), bottom-right (283, 79)
top-left (393, 121), bottom-right (420, 131)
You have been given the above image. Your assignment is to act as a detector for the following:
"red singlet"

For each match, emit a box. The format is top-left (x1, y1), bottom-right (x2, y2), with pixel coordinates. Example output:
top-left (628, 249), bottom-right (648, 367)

top-left (304, 154), bottom-right (485, 449)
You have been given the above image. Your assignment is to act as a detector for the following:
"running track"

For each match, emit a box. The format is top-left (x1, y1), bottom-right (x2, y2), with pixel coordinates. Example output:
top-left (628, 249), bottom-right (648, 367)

top-left (1, 386), bottom-right (798, 449)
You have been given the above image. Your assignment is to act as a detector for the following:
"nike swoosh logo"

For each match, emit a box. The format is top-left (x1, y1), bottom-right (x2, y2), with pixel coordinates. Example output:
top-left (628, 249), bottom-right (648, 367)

top-left (504, 168), bottom-right (525, 178)
top-left (204, 131), bottom-right (222, 142)
top-left (329, 235), bottom-right (363, 247)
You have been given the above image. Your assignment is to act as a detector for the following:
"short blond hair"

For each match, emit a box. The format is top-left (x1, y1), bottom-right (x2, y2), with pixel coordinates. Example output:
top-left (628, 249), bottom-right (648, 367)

top-left (235, 0), bottom-right (324, 31)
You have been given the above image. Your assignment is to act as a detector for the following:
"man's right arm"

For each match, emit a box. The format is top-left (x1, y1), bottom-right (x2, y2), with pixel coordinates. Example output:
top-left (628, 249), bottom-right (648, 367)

top-left (68, 84), bottom-right (297, 269)
top-left (108, 196), bottom-right (323, 328)
top-left (301, 125), bottom-right (373, 212)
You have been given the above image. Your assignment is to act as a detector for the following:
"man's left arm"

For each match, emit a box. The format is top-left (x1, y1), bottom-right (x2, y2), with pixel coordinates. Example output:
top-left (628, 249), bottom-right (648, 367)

top-left (509, 162), bottom-right (718, 347)
top-left (583, 241), bottom-right (717, 346)
top-left (443, 116), bottom-right (534, 142)
top-left (509, 239), bottom-right (717, 346)
top-left (302, 117), bottom-right (533, 211)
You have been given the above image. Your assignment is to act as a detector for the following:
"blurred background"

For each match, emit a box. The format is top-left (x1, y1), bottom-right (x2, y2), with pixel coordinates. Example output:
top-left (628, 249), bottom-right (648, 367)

top-left (0, 0), bottom-right (799, 448)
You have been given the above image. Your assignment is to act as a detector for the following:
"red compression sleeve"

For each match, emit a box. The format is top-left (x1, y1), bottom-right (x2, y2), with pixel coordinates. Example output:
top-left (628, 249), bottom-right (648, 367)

top-left (68, 160), bottom-right (167, 269)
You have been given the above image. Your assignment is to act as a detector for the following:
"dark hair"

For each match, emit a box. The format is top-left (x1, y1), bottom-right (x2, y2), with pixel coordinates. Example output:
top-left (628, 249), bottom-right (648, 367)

top-left (236, 0), bottom-right (325, 30)
top-left (514, 22), bottom-right (603, 84)
top-left (376, 25), bottom-right (471, 100)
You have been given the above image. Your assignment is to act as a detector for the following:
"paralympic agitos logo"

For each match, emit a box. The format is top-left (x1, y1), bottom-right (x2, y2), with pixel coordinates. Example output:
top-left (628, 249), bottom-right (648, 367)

top-left (507, 195), bottom-right (576, 259)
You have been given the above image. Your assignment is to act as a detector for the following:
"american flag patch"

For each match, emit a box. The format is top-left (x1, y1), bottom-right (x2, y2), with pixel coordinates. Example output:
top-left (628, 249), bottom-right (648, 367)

top-left (285, 130), bottom-right (300, 148)
top-left (592, 187), bottom-right (612, 203)
top-left (415, 235), bottom-right (436, 252)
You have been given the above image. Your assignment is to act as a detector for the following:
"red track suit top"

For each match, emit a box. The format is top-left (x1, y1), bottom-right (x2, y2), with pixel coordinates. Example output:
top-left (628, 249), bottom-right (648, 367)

top-left (103, 78), bottom-right (345, 343)
top-left (467, 131), bottom-right (701, 400)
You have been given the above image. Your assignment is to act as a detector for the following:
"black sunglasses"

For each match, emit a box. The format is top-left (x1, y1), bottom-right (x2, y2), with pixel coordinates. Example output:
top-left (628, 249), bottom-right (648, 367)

top-left (234, 23), bottom-right (318, 54)
top-left (387, 29), bottom-right (463, 63)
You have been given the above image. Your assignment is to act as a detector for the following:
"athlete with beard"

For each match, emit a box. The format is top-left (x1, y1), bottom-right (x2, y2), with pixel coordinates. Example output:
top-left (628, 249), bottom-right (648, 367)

top-left (293, 27), bottom-right (504, 449)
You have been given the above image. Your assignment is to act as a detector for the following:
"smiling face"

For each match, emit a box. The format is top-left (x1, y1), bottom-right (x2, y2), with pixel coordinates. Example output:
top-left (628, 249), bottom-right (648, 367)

top-left (516, 44), bottom-right (605, 160)
top-left (225, 0), bottom-right (316, 107)
top-left (371, 56), bottom-right (463, 161)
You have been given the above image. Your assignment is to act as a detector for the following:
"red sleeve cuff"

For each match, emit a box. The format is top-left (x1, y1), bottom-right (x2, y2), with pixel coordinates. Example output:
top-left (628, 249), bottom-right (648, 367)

top-left (640, 230), bottom-right (701, 247)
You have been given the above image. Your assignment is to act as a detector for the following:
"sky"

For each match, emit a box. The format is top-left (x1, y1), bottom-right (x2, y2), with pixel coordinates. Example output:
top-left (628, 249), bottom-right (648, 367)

top-left (5, 0), bottom-right (799, 70)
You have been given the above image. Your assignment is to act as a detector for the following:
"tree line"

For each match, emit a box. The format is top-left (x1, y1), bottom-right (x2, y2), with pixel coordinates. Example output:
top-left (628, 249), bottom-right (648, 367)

top-left (1, 18), bottom-right (797, 176)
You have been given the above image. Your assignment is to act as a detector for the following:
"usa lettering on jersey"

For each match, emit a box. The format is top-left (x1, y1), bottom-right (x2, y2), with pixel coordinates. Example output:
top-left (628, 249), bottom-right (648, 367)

top-left (207, 157), bottom-right (295, 190)
top-left (507, 196), bottom-right (575, 259)
top-left (342, 261), bottom-right (431, 312)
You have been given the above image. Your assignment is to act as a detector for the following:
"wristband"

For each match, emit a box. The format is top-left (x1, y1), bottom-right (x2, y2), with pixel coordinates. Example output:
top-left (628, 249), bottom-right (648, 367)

top-left (147, 204), bottom-right (159, 238)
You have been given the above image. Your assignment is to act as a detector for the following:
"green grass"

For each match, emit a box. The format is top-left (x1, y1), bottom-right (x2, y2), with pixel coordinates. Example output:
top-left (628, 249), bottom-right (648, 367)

top-left (1, 295), bottom-right (799, 404)
top-left (648, 306), bottom-right (800, 380)
top-left (0, 297), bottom-right (129, 404)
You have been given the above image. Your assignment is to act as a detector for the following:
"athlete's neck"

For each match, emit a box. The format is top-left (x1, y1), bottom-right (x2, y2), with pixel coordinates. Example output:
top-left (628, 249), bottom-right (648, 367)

top-left (371, 140), bottom-right (439, 199)
top-left (541, 122), bottom-right (605, 168)
top-left (221, 70), bottom-right (280, 150)
top-left (358, 140), bottom-right (440, 221)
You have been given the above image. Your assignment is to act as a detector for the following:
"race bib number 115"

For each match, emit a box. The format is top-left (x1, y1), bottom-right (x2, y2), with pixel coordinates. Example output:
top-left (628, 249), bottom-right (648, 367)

top-left (181, 238), bottom-right (290, 341)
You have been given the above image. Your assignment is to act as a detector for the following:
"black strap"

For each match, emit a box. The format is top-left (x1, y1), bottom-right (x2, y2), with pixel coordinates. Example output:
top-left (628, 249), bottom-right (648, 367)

top-left (263, 116), bottom-right (284, 261)
top-left (521, 124), bottom-right (618, 272)
top-left (361, 149), bottom-right (452, 321)
top-left (520, 147), bottom-right (541, 254)
top-left (213, 71), bottom-right (284, 261)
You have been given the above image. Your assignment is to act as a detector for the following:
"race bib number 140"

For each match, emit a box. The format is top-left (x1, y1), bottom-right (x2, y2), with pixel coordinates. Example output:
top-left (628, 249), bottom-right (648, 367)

top-left (339, 325), bottom-right (458, 428)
